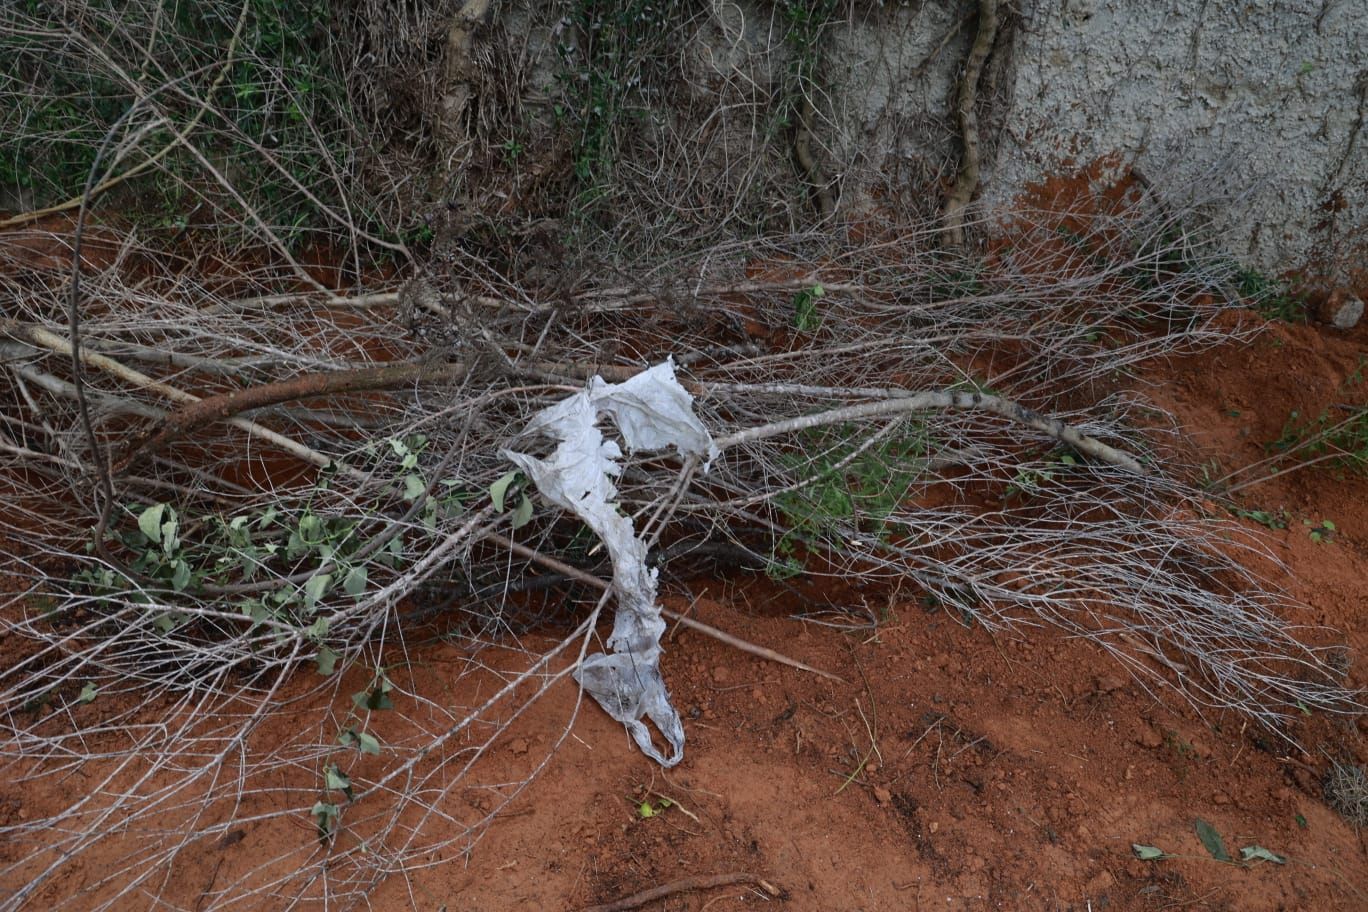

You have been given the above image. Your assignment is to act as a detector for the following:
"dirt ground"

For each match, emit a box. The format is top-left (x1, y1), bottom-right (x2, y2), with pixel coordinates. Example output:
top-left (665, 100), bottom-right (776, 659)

top-left (364, 314), bottom-right (1368, 912)
top-left (3, 310), bottom-right (1366, 911)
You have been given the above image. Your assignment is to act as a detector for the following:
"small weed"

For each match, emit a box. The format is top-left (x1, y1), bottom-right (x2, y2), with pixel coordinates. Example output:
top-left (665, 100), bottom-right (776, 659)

top-left (1197, 458), bottom-right (1224, 491)
top-left (635, 795), bottom-right (673, 819)
top-left (927, 266), bottom-right (985, 301)
top-left (1166, 730), bottom-right (1196, 760)
top-left (500, 137), bottom-right (525, 163)
top-left (1005, 451), bottom-right (1078, 501)
top-left (792, 283), bottom-right (825, 331)
top-left (1229, 507), bottom-right (1288, 530)
top-left (1268, 407), bottom-right (1368, 476)
top-left (770, 421), bottom-right (932, 576)
top-left (1235, 268), bottom-right (1309, 322)
top-left (1346, 356), bottom-right (1366, 387)
top-left (1303, 518), bottom-right (1336, 543)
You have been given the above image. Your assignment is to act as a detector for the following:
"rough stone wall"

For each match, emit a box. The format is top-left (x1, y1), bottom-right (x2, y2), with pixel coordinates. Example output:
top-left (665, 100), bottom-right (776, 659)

top-left (460, 0), bottom-right (1365, 278)
top-left (815, 0), bottom-right (1365, 279)
top-left (989, 0), bottom-right (1367, 281)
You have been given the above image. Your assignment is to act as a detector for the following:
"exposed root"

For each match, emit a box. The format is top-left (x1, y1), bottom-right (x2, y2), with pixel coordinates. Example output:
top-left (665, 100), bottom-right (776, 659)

top-left (580, 872), bottom-right (774, 912)
top-left (794, 94), bottom-right (836, 220)
top-left (943, 0), bottom-right (1001, 247)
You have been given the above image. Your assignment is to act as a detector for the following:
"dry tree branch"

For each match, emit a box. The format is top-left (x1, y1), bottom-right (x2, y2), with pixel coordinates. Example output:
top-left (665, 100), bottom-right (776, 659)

top-left (486, 532), bottom-right (845, 682)
top-left (114, 358), bottom-right (474, 473)
top-left (0, 131), bottom-right (1356, 912)
top-left (713, 389), bottom-right (1146, 475)
top-left (4, 318), bottom-right (347, 474)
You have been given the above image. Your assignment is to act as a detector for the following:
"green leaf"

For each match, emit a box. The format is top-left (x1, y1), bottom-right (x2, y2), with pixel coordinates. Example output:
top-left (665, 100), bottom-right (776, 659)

top-left (510, 493), bottom-right (534, 530)
top-left (352, 685), bottom-right (394, 712)
top-left (638, 801), bottom-right (655, 818)
top-left (342, 565), bottom-right (368, 597)
top-left (316, 646), bottom-right (338, 676)
top-left (1239, 845), bottom-right (1286, 865)
top-left (298, 513), bottom-right (323, 544)
top-left (171, 559), bottom-right (192, 592)
top-left (304, 616), bottom-right (330, 640)
top-left (138, 504), bottom-right (166, 544)
top-left (160, 512), bottom-right (179, 556)
top-left (325, 764), bottom-right (354, 800)
top-left (304, 573), bottom-right (332, 610)
top-left (1132, 844), bottom-right (1167, 860)
top-left (337, 727), bottom-right (380, 754)
top-left (78, 682), bottom-right (99, 704)
top-left (402, 473), bottom-right (426, 501)
top-left (312, 801), bottom-right (339, 840)
top-left (1194, 818), bottom-right (1231, 862)
top-left (792, 285), bottom-right (825, 332)
top-left (489, 471), bottom-right (518, 512)
top-left (1295, 813), bottom-right (1308, 829)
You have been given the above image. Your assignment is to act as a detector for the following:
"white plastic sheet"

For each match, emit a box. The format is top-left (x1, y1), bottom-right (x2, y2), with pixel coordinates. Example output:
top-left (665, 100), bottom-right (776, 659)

top-left (502, 359), bottom-right (716, 765)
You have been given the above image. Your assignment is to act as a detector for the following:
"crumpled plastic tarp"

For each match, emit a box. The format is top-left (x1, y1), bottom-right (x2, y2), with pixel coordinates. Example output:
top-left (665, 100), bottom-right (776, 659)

top-left (502, 359), bottom-right (717, 766)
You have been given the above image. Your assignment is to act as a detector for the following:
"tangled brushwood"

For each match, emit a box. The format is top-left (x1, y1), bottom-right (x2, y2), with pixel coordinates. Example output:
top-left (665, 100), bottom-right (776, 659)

top-left (1, 181), bottom-right (1361, 909)
top-left (0, 2), bottom-right (1363, 910)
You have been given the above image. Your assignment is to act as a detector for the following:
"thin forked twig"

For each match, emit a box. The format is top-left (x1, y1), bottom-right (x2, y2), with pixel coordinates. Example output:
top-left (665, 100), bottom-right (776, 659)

top-left (486, 533), bottom-right (845, 682)
top-left (579, 872), bottom-right (775, 912)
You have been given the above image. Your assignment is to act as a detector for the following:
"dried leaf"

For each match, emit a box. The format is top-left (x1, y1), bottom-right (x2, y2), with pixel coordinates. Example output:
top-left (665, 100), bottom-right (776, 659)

top-left (1239, 845), bottom-right (1286, 865)
top-left (1194, 818), bottom-right (1231, 862)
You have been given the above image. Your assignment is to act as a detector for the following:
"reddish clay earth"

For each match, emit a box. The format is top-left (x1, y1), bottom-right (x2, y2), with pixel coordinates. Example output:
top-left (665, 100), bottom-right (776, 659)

top-left (375, 316), bottom-right (1368, 912)
top-left (1, 232), bottom-right (1365, 909)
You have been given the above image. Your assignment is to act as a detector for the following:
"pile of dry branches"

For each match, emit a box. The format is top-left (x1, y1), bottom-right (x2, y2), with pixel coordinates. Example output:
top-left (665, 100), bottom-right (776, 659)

top-left (0, 3), bottom-right (1361, 908)
top-left (1, 179), bottom-right (1360, 908)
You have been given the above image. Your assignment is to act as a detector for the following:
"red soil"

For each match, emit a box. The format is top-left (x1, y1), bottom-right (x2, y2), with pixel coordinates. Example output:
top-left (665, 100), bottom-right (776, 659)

top-left (2, 214), bottom-right (1366, 910)
top-left (385, 316), bottom-right (1368, 912)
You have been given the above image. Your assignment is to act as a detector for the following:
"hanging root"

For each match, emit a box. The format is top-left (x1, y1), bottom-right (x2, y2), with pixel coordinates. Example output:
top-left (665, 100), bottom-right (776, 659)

top-left (943, 0), bottom-right (1001, 247)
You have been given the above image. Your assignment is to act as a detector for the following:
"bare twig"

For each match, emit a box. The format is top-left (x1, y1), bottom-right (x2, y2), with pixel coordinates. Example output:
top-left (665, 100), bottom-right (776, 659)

top-left (714, 389), bottom-right (1147, 475)
top-left (485, 533), bottom-right (845, 682)
top-left (580, 872), bottom-right (773, 912)
top-left (115, 358), bottom-right (472, 472)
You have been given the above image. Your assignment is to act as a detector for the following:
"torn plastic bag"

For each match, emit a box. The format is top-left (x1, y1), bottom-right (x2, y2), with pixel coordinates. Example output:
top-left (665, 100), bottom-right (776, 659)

top-left (502, 359), bottom-right (717, 766)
